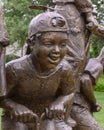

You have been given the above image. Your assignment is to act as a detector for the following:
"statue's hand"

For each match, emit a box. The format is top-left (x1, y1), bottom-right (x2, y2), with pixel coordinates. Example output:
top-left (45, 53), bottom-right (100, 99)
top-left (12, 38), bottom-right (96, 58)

top-left (11, 104), bottom-right (37, 123)
top-left (0, 37), bottom-right (9, 46)
top-left (47, 102), bottom-right (65, 119)
top-left (86, 13), bottom-right (98, 32)
top-left (92, 102), bottom-right (102, 112)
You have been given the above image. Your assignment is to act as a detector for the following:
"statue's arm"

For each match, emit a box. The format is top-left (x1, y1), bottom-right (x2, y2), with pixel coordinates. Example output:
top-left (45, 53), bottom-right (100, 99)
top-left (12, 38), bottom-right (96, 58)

top-left (75, 0), bottom-right (104, 38)
top-left (48, 68), bottom-right (76, 119)
top-left (0, 64), bottom-right (18, 109)
top-left (0, 65), bottom-right (37, 123)
top-left (75, 0), bottom-right (93, 13)
top-left (54, 68), bottom-right (75, 105)
top-left (80, 73), bottom-right (102, 112)
top-left (0, 98), bottom-right (37, 122)
top-left (75, 0), bottom-right (98, 25)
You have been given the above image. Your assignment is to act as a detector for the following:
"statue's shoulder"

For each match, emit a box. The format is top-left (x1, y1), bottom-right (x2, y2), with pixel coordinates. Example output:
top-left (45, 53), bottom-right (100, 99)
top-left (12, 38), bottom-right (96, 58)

top-left (6, 55), bottom-right (30, 71)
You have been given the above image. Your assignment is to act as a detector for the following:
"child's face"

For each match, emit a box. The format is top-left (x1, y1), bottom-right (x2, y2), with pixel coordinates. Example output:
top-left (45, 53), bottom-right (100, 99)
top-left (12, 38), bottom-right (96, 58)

top-left (32, 32), bottom-right (68, 71)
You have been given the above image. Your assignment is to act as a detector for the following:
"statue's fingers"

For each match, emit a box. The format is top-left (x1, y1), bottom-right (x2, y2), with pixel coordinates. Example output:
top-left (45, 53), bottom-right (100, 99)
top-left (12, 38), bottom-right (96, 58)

top-left (48, 110), bottom-right (54, 119)
top-left (12, 111), bottom-right (20, 122)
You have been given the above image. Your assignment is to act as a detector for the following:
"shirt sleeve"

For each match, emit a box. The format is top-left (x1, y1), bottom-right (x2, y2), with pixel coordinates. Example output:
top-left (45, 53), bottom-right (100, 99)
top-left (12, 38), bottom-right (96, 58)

top-left (84, 59), bottom-right (103, 85)
top-left (60, 67), bottom-right (76, 95)
top-left (75, 0), bottom-right (93, 13)
top-left (6, 64), bottom-right (17, 95)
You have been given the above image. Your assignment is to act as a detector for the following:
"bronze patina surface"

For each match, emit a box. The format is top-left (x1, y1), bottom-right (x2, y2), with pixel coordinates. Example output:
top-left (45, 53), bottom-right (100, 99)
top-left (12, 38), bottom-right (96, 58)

top-left (0, 12), bottom-right (76, 130)
top-left (0, 0), bottom-right (104, 130)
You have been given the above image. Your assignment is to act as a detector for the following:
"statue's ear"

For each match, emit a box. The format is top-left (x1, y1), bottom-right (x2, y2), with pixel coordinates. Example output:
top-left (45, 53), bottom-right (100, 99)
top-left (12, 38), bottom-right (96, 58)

top-left (25, 38), bottom-right (33, 55)
top-left (27, 38), bottom-right (31, 45)
top-left (27, 37), bottom-right (36, 46)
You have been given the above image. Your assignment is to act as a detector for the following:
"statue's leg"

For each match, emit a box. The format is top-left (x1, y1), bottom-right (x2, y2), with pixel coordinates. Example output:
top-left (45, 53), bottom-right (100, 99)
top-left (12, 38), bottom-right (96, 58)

top-left (80, 73), bottom-right (97, 107)
top-left (71, 104), bottom-right (104, 130)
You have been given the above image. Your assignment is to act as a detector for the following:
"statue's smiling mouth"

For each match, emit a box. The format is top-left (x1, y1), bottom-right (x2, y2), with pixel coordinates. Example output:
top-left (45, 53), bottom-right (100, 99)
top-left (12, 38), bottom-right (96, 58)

top-left (48, 55), bottom-right (60, 64)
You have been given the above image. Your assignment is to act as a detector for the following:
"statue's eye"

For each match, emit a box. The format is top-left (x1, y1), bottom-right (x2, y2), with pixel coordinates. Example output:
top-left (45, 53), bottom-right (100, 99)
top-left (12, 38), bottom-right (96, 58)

top-left (60, 42), bottom-right (66, 47)
top-left (43, 42), bottom-right (53, 47)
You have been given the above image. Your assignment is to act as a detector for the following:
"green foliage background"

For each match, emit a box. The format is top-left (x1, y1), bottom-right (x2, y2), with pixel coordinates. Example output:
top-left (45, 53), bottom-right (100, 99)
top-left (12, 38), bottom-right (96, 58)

top-left (91, 0), bottom-right (104, 57)
top-left (95, 74), bottom-right (104, 92)
top-left (2, 0), bottom-right (53, 50)
top-left (6, 54), bottom-right (20, 63)
top-left (94, 92), bottom-right (104, 128)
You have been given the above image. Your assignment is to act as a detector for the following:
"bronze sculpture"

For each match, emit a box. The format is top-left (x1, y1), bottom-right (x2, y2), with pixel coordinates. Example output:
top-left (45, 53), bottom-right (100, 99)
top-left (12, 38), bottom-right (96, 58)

top-left (0, 0), bottom-right (104, 130)
top-left (53, 0), bottom-right (104, 129)
top-left (0, 12), bottom-right (76, 130)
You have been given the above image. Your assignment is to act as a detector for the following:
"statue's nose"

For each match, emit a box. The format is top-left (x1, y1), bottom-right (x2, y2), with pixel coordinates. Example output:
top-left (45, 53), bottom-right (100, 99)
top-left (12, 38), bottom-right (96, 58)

top-left (53, 45), bottom-right (60, 54)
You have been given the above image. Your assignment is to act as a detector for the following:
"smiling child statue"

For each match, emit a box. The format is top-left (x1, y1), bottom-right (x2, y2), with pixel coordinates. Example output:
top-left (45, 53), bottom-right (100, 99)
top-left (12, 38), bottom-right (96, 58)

top-left (0, 12), bottom-right (76, 130)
